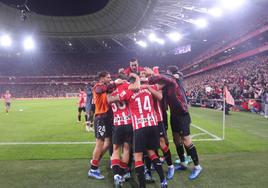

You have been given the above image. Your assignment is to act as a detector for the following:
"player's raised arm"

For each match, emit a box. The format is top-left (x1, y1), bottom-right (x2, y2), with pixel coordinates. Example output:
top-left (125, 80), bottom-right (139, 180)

top-left (148, 74), bottom-right (174, 86)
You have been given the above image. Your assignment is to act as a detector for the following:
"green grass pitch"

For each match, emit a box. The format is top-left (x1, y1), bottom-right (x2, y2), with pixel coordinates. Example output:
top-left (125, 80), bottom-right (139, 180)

top-left (0, 99), bottom-right (268, 188)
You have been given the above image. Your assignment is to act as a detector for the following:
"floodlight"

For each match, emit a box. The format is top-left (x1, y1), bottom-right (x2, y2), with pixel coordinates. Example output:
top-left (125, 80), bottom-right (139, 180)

top-left (148, 33), bottom-right (157, 42)
top-left (23, 36), bottom-right (35, 50)
top-left (194, 18), bottom-right (208, 28)
top-left (136, 40), bottom-right (147, 48)
top-left (148, 33), bottom-right (165, 45)
top-left (208, 7), bottom-right (222, 17)
top-left (0, 35), bottom-right (12, 47)
top-left (156, 38), bottom-right (165, 45)
top-left (167, 32), bottom-right (182, 42)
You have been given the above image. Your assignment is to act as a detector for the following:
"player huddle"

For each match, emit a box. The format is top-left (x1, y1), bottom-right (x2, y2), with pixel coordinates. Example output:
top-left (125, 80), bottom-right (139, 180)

top-left (85, 58), bottom-right (202, 188)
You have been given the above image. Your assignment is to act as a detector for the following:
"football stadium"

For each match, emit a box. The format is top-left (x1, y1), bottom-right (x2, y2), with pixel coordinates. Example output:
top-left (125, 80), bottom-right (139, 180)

top-left (0, 0), bottom-right (268, 188)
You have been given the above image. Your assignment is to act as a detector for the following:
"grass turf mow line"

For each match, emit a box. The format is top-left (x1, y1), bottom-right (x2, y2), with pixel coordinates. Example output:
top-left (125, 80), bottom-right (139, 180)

top-left (0, 123), bottom-right (223, 145)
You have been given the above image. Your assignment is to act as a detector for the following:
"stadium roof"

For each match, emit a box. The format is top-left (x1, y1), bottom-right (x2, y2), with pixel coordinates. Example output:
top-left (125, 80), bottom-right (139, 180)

top-left (0, 0), bottom-right (267, 55)
top-left (0, 0), bottom-right (156, 37)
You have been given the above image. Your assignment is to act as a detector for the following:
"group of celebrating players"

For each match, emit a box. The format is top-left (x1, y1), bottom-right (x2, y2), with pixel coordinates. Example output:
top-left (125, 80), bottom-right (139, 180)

top-left (78, 58), bottom-right (202, 188)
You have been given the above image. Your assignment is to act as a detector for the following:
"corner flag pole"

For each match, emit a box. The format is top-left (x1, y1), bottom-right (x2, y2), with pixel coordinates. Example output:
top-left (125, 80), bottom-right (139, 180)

top-left (222, 87), bottom-right (226, 140)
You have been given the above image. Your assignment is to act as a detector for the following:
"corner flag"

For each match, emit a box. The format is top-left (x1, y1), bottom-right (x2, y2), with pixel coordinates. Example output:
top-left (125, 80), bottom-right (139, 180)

top-left (224, 87), bottom-right (235, 106)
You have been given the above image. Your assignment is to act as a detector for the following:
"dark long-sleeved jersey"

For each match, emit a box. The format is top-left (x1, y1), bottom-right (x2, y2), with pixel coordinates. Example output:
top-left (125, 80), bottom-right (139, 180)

top-left (149, 74), bottom-right (188, 114)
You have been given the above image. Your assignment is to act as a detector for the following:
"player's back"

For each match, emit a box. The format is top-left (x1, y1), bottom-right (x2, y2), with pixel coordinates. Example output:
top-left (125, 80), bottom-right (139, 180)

top-left (78, 91), bottom-right (87, 107)
top-left (111, 82), bottom-right (131, 126)
top-left (126, 88), bottom-right (158, 130)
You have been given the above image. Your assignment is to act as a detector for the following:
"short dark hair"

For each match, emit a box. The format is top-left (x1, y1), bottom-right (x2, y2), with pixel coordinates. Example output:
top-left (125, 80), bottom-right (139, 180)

top-left (130, 57), bottom-right (138, 62)
top-left (167, 66), bottom-right (179, 74)
top-left (98, 71), bottom-right (109, 79)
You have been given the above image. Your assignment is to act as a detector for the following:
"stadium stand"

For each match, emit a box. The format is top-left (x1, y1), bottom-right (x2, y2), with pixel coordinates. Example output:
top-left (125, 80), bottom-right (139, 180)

top-left (184, 54), bottom-right (268, 113)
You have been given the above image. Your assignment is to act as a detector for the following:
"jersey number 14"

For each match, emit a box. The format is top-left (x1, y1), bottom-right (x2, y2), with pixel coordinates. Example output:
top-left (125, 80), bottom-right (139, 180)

top-left (135, 96), bottom-right (151, 114)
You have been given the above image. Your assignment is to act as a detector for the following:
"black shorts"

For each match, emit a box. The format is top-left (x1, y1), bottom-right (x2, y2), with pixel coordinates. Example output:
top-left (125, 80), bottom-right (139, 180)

top-left (133, 126), bottom-right (160, 153)
top-left (170, 113), bottom-right (191, 136)
top-left (78, 107), bottom-right (86, 113)
top-left (5, 102), bottom-right (11, 108)
top-left (90, 104), bottom-right (95, 114)
top-left (112, 124), bottom-right (133, 145)
top-left (158, 121), bottom-right (167, 137)
top-left (94, 114), bottom-right (112, 140)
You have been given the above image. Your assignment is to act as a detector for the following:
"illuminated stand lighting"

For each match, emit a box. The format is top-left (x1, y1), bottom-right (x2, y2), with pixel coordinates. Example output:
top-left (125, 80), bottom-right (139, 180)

top-left (23, 36), bottom-right (35, 50)
top-left (0, 35), bottom-right (12, 47)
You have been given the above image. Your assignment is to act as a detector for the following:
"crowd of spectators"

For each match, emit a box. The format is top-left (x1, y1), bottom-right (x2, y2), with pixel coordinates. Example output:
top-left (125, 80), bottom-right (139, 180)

top-left (183, 30), bottom-right (268, 75)
top-left (184, 54), bottom-right (268, 113)
top-left (0, 53), bottom-right (129, 76)
top-left (0, 52), bottom-right (182, 77)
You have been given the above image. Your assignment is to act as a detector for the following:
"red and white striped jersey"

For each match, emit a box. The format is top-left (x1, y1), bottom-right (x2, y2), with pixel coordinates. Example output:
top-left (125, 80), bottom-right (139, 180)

top-left (78, 91), bottom-right (87, 107)
top-left (119, 85), bottom-right (158, 130)
top-left (110, 82), bottom-right (132, 126)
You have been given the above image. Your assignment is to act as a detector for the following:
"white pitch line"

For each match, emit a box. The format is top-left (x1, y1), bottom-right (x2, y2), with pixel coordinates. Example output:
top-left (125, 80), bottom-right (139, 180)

top-left (0, 141), bottom-right (96, 145)
top-left (192, 138), bottom-right (222, 142)
top-left (191, 133), bottom-right (207, 139)
top-left (191, 123), bottom-right (222, 140)
top-left (168, 138), bottom-right (222, 142)
top-left (0, 123), bottom-right (223, 145)
top-left (166, 111), bottom-right (223, 141)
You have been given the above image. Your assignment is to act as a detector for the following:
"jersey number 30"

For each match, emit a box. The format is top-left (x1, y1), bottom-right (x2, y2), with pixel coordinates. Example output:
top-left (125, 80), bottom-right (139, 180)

top-left (111, 101), bottom-right (126, 112)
